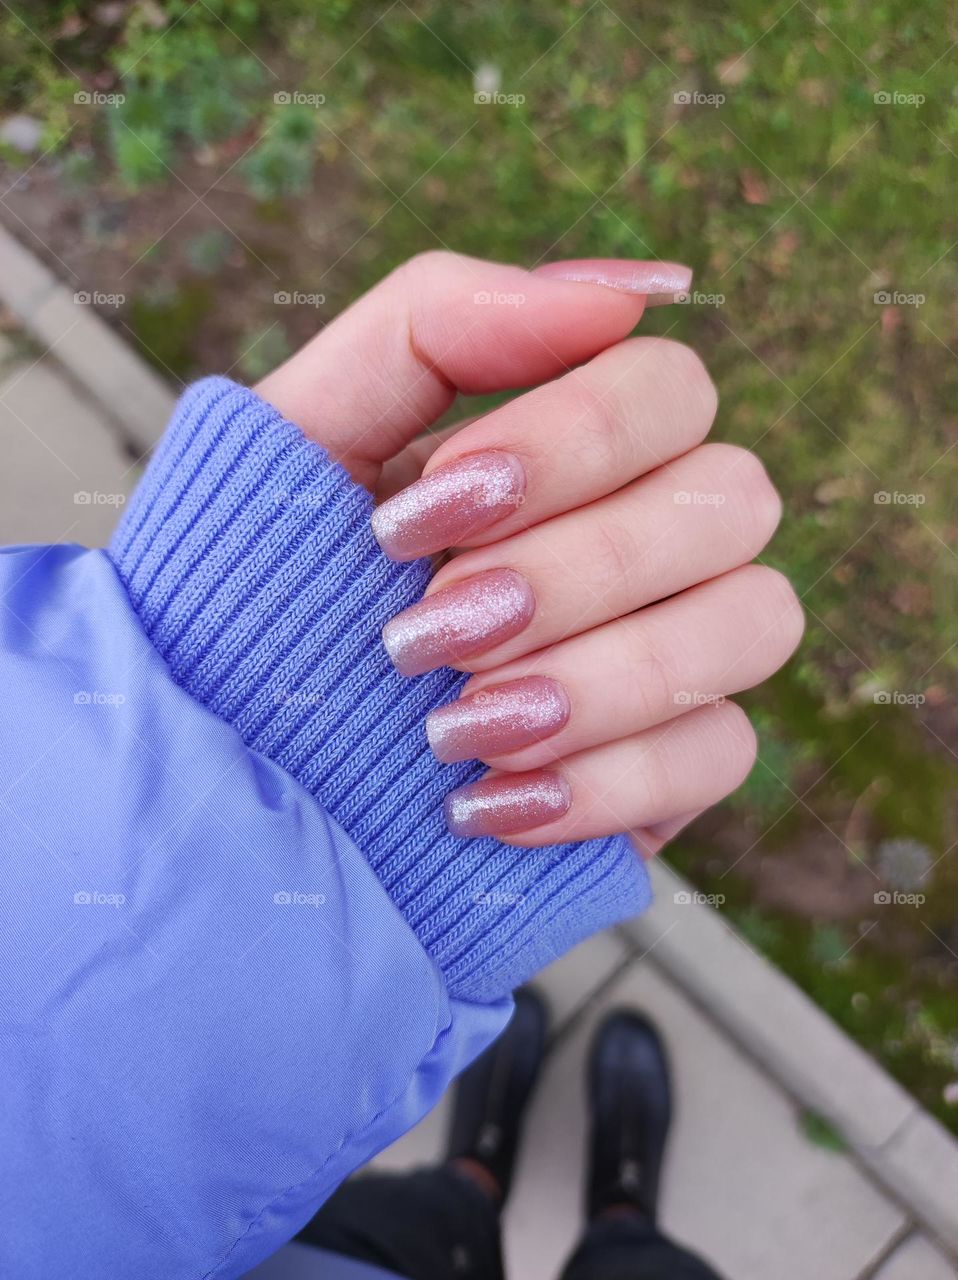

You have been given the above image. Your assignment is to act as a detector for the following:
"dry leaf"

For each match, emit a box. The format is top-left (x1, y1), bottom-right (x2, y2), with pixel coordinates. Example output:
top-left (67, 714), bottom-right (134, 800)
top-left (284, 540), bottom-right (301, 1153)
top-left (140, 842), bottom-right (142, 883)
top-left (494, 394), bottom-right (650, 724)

top-left (717, 53), bottom-right (751, 85)
top-left (740, 168), bottom-right (769, 204)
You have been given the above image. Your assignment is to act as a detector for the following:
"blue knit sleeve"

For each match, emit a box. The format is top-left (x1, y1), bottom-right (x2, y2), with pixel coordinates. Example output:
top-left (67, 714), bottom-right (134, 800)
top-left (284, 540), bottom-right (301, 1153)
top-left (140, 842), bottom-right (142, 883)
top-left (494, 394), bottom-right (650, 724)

top-left (109, 377), bottom-right (651, 1001)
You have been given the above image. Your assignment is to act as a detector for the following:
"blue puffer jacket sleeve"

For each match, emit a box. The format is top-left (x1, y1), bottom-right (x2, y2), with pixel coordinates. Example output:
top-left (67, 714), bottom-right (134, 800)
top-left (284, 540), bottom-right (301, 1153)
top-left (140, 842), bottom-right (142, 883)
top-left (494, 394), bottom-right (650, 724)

top-left (0, 378), bottom-right (651, 1279)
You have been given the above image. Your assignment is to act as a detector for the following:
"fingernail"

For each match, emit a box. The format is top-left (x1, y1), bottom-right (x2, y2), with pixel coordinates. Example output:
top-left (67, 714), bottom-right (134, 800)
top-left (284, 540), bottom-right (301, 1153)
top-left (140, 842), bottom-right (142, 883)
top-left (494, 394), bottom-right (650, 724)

top-left (382, 568), bottom-right (535, 677)
top-left (372, 451), bottom-right (526, 561)
top-left (534, 259), bottom-right (693, 297)
top-left (444, 769), bottom-right (572, 838)
top-left (426, 676), bottom-right (570, 764)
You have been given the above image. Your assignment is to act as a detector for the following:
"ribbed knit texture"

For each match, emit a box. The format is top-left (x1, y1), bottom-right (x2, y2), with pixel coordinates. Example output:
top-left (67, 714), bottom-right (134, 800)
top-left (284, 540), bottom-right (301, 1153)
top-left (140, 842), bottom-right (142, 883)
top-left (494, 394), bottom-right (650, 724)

top-left (109, 378), bottom-right (651, 1001)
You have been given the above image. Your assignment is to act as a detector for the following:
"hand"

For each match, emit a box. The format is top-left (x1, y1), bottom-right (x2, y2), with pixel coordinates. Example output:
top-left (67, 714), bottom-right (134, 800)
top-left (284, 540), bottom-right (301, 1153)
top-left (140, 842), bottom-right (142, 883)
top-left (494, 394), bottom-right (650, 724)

top-left (257, 251), bottom-right (803, 852)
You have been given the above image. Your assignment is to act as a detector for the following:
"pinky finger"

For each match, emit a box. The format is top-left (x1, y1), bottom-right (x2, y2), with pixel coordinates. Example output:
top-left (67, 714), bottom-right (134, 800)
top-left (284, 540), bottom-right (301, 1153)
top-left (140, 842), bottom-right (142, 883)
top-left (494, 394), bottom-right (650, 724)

top-left (443, 701), bottom-right (756, 847)
top-left (632, 809), bottom-right (707, 860)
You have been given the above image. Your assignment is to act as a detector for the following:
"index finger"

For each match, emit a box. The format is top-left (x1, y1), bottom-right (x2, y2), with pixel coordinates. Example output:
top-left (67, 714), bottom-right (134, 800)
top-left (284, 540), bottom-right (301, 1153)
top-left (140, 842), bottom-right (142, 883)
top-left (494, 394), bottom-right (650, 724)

top-left (371, 336), bottom-right (718, 561)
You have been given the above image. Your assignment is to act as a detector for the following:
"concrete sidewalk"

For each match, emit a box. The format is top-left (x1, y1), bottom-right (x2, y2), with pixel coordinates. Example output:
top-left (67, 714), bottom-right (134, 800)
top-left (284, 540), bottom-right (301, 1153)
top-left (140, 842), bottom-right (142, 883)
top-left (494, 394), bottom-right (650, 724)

top-left (375, 926), bottom-right (954, 1280)
top-left (1, 278), bottom-right (955, 1280)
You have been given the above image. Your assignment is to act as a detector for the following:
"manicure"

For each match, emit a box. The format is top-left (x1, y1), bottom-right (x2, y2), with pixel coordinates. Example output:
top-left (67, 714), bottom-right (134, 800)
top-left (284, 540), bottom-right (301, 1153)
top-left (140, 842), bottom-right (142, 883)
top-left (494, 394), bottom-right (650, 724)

top-left (444, 769), bottom-right (572, 838)
top-left (382, 568), bottom-right (535, 677)
top-left (427, 676), bottom-right (570, 764)
top-left (534, 258), bottom-right (692, 299)
top-left (372, 451), bottom-right (526, 561)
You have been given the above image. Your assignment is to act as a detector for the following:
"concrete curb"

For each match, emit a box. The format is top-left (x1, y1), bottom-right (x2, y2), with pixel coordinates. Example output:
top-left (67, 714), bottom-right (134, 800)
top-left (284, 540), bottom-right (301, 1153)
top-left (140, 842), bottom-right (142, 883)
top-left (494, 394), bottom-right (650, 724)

top-left (0, 223), bottom-right (175, 453)
top-left (620, 859), bottom-right (958, 1256)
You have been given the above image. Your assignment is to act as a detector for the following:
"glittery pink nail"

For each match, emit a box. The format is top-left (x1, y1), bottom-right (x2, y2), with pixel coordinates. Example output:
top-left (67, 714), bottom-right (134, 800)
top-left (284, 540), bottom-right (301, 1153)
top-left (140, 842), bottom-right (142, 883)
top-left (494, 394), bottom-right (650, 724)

top-left (372, 452), bottom-right (526, 561)
top-left (533, 259), bottom-right (692, 297)
top-left (426, 676), bottom-right (570, 764)
top-left (444, 769), bottom-right (572, 838)
top-left (382, 568), bottom-right (535, 677)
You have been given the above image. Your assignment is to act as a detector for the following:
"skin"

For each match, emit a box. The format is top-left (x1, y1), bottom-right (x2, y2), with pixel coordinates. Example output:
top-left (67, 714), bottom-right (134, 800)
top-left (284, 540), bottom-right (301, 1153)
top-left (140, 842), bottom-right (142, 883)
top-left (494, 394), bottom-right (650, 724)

top-left (257, 250), bottom-right (804, 854)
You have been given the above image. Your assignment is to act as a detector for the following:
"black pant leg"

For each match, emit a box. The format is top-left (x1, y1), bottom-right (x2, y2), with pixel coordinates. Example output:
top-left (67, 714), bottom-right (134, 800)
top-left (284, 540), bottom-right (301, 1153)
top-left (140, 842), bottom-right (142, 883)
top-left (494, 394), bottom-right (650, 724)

top-left (559, 1216), bottom-right (726, 1280)
top-left (297, 1166), bottom-right (505, 1280)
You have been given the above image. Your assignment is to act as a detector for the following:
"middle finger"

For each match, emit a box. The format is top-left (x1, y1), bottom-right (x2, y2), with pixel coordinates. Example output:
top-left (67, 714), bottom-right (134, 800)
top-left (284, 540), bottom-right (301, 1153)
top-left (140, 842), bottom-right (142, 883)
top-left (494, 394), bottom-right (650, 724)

top-left (382, 442), bottom-right (782, 677)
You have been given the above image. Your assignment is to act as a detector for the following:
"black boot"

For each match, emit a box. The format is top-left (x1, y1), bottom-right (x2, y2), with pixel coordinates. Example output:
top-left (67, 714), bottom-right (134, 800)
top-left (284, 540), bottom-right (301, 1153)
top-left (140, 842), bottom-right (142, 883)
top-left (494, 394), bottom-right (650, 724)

top-left (445, 986), bottom-right (548, 1204)
top-left (586, 1009), bottom-right (672, 1222)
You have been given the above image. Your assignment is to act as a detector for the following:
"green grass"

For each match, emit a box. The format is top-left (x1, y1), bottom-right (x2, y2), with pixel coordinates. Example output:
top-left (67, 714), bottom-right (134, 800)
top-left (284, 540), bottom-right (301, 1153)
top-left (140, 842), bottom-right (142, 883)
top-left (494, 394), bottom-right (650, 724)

top-left (2, 0), bottom-right (956, 1130)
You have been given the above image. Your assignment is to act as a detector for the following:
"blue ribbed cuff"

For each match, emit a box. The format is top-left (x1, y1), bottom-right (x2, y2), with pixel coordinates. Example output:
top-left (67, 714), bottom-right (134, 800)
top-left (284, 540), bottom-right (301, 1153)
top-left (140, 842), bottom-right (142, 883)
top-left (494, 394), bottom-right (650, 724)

top-left (109, 377), bottom-right (652, 1002)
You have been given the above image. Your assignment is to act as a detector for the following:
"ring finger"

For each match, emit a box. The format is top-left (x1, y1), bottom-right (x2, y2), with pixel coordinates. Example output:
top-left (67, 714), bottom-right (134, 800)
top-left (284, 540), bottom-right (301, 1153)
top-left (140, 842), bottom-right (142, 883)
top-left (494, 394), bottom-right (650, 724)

top-left (443, 699), bottom-right (758, 846)
top-left (382, 442), bottom-right (782, 676)
top-left (424, 563), bottom-right (804, 769)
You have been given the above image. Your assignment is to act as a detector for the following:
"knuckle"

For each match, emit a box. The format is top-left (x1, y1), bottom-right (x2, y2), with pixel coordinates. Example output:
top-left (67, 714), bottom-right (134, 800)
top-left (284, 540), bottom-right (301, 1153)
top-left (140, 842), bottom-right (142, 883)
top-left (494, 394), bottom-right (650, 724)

top-left (716, 701), bottom-right (758, 788)
top-left (588, 515), bottom-right (640, 598)
top-left (403, 249), bottom-right (457, 277)
top-left (394, 251), bottom-right (463, 304)
top-left (583, 337), bottom-right (718, 458)
top-left (753, 566), bottom-right (805, 655)
top-left (649, 338), bottom-right (718, 439)
top-left (635, 728), bottom-right (677, 819)
top-left (561, 373), bottom-right (633, 475)
top-left (699, 443), bottom-right (782, 551)
top-left (624, 631), bottom-right (676, 724)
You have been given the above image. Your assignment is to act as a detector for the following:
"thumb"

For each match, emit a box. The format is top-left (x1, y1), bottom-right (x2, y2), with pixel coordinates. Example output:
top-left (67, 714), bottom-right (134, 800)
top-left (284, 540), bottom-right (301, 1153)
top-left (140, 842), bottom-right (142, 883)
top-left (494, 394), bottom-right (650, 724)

top-left (256, 251), bottom-right (691, 489)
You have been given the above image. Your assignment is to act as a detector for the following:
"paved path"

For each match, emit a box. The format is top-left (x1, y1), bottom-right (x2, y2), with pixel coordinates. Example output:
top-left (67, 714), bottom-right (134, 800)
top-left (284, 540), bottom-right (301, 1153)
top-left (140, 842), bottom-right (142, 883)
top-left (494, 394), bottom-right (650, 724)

top-left (0, 325), bottom-right (954, 1280)
top-left (374, 930), bottom-right (953, 1280)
